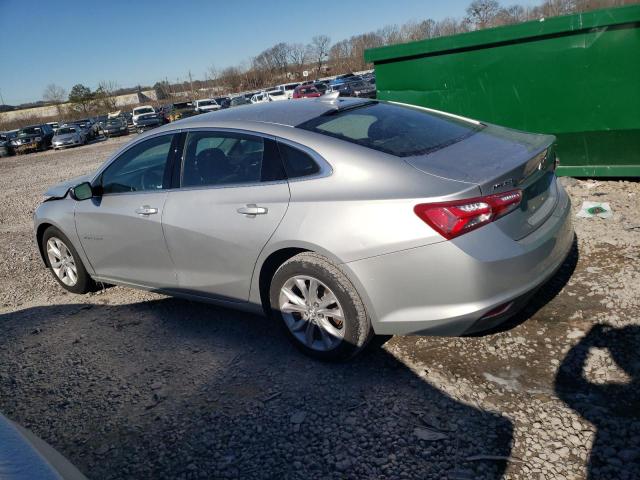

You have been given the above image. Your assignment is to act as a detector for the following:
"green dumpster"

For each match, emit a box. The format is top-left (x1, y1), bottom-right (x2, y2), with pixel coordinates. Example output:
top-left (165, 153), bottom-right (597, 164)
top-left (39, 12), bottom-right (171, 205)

top-left (365, 5), bottom-right (640, 177)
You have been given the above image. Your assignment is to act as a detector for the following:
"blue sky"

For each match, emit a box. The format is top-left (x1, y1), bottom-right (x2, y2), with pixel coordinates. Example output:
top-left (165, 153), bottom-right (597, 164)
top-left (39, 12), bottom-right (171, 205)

top-left (0, 0), bottom-right (542, 105)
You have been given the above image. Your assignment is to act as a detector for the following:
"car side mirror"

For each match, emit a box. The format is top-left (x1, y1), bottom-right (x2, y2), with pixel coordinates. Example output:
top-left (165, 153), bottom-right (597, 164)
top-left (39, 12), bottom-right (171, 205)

top-left (70, 182), bottom-right (94, 201)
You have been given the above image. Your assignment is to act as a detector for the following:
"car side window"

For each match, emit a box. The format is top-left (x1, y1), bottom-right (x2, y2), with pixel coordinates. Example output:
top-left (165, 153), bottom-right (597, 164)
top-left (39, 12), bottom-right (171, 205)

top-left (101, 134), bottom-right (175, 194)
top-left (277, 142), bottom-right (320, 179)
top-left (181, 131), bottom-right (285, 187)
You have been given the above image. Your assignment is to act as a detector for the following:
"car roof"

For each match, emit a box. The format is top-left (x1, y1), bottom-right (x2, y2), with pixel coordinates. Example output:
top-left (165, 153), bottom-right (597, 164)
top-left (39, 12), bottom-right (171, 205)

top-left (177, 96), bottom-right (371, 128)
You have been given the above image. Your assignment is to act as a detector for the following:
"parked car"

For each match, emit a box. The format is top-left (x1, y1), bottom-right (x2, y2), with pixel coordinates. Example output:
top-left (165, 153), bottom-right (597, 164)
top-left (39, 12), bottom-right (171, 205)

top-left (333, 79), bottom-right (376, 98)
top-left (60, 121), bottom-right (90, 141)
top-left (214, 96), bottom-right (231, 109)
top-left (167, 102), bottom-right (198, 122)
top-left (95, 115), bottom-right (108, 132)
top-left (73, 119), bottom-right (99, 140)
top-left (274, 82), bottom-right (300, 99)
top-left (313, 82), bottom-right (329, 94)
top-left (132, 105), bottom-right (156, 126)
top-left (251, 90), bottom-right (287, 104)
top-left (0, 132), bottom-right (16, 157)
top-left (33, 98), bottom-right (572, 361)
top-left (102, 117), bottom-right (129, 137)
top-left (193, 98), bottom-right (221, 113)
top-left (46, 121), bottom-right (60, 133)
top-left (250, 92), bottom-right (268, 104)
top-left (10, 124), bottom-right (54, 153)
top-left (267, 90), bottom-right (288, 101)
top-left (123, 112), bottom-right (133, 126)
top-left (229, 95), bottom-right (251, 107)
top-left (134, 112), bottom-right (162, 133)
top-left (292, 85), bottom-right (322, 99)
top-left (52, 125), bottom-right (87, 149)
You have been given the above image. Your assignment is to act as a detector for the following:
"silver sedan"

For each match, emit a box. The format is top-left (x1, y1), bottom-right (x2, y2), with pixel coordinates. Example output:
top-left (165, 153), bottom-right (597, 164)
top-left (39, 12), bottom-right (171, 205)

top-left (52, 125), bottom-right (86, 149)
top-left (33, 97), bottom-right (573, 360)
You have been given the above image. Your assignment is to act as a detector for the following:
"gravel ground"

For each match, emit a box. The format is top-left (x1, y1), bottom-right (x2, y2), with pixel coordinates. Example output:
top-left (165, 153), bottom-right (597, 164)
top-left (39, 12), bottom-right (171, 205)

top-left (0, 141), bottom-right (638, 480)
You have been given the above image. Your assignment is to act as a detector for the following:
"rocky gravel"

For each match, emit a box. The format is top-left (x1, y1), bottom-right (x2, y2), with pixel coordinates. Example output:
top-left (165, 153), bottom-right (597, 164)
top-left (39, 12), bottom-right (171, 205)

top-left (0, 143), bottom-right (638, 480)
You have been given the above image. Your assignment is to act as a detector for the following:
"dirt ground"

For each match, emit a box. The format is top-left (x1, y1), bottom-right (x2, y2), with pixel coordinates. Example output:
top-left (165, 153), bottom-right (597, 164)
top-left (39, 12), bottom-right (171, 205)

top-left (0, 138), bottom-right (638, 480)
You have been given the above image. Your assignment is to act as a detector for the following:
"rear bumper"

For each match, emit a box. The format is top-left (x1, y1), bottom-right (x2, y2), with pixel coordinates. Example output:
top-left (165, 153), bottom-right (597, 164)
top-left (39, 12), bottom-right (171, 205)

top-left (343, 178), bottom-right (573, 336)
top-left (134, 122), bottom-right (161, 131)
top-left (104, 129), bottom-right (128, 136)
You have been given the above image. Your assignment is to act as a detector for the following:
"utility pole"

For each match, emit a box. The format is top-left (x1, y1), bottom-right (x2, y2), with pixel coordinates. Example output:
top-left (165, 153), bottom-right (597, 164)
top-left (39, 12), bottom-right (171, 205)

top-left (0, 88), bottom-right (5, 106)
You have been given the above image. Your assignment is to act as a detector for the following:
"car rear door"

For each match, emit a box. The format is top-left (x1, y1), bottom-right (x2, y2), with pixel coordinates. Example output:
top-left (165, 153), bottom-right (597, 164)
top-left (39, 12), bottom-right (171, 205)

top-left (162, 129), bottom-right (290, 302)
top-left (75, 132), bottom-right (180, 287)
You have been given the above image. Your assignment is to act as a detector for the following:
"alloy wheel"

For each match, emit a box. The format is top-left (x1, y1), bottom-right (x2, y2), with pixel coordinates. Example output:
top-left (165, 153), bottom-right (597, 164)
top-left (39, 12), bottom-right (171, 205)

top-left (278, 275), bottom-right (345, 351)
top-left (46, 237), bottom-right (78, 286)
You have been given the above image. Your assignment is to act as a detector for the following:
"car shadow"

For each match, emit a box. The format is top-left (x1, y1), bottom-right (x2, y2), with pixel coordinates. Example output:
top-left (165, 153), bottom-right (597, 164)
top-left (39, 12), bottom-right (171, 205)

top-left (0, 299), bottom-right (513, 480)
top-left (555, 323), bottom-right (640, 479)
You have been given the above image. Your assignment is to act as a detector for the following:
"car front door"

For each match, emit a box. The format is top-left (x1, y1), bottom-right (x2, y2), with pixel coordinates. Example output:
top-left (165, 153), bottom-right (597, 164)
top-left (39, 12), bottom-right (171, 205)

top-left (162, 129), bottom-right (290, 301)
top-left (75, 133), bottom-right (180, 288)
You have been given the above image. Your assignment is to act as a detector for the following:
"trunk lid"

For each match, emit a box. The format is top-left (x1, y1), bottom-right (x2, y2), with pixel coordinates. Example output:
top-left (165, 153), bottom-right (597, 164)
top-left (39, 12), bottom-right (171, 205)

top-left (406, 124), bottom-right (558, 240)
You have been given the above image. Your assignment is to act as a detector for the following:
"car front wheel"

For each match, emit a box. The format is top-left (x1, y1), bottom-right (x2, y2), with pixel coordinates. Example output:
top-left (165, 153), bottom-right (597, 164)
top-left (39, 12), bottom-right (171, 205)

top-left (42, 226), bottom-right (95, 294)
top-left (269, 252), bottom-right (373, 361)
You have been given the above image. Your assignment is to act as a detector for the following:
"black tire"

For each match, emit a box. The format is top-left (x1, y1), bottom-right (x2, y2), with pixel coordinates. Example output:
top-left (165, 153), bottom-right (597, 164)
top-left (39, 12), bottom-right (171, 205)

top-left (42, 226), bottom-right (95, 294)
top-left (269, 252), bottom-right (373, 361)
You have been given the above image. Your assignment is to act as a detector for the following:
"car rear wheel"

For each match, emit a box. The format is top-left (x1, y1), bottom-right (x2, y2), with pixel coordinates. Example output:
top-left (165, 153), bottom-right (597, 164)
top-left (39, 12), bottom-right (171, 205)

top-left (42, 226), bottom-right (94, 294)
top-left (269, 252), bottom-right (373, 361)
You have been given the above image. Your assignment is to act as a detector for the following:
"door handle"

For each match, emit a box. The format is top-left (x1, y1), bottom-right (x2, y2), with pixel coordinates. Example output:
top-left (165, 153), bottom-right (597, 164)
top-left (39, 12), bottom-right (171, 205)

top-left (237, 204), bottom-right (268, 217)
top-left (135, 205), bottom-right (158, 216)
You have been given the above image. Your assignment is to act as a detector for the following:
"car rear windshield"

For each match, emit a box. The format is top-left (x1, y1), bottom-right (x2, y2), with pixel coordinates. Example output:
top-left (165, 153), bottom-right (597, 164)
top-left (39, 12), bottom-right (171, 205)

top-left (296, 102), bottom-right (482, 157)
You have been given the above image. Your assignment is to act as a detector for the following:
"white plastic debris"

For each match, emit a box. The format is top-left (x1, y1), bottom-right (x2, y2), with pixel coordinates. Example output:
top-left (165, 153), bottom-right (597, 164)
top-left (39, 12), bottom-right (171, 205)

top-left (576, 201), bottom-right (613, 219)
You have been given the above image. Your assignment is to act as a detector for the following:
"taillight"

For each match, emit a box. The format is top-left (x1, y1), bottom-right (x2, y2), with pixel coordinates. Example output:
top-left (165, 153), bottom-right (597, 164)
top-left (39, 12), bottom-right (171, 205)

top-left (414, 189), bottom-right (522, 240)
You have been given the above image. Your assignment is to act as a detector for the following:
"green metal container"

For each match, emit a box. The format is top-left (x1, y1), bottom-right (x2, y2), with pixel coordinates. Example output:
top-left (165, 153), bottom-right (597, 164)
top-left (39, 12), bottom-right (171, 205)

top-left (365, 6), bottom-right (640, 177)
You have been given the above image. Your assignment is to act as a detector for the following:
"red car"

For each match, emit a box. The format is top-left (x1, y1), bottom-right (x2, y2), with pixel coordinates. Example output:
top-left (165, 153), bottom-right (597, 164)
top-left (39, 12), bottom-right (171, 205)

top-left (292, 85), bottom-right (322, 99)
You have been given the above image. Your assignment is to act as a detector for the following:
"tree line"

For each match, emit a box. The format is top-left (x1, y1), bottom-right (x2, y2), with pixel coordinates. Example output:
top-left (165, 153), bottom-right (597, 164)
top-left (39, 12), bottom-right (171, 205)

top-left (202, 0), bottom-right (634, 94)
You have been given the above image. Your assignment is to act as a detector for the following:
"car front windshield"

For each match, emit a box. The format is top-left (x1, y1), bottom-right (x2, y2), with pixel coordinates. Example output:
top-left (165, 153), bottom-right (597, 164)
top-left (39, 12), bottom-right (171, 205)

top-left (107, 120), bottom-right (122, 126)
top-left (56, 128), bottom-right (75, 135)
top-left (18, 127), bottom-right (41, 136)
top-left (296, 101), bottom-right (483, 157)
top-left (199, 100), bottom-right (215, 106)
top-left (135, 108), bottom-right (154, 115)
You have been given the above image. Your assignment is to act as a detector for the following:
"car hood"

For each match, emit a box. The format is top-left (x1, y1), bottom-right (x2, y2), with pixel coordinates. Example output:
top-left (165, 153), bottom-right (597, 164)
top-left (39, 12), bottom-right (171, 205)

top-left (53, 133), bottom-right (77, 142)
top-left (44, 173), bottom-right (92, 198)
top-left (14, 135), bottom-right (37, 142)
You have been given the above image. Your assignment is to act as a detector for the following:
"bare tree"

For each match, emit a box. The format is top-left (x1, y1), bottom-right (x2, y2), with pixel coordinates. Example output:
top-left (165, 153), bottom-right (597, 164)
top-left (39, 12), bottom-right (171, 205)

top-left (205, 64), bottom-right (219, 95)
top-left (377, 25), bottom-right (403, 45)
top-left (43, 84), bottom-right (67, 116)
top-left (43, 84), bottom-right (66, 104)
top-left (288, 43), bottom-right (307, 72)
top-left (271, 43), bottom-right (290, 74)
top-left (308, 35), bottom-right (331, 75)
top-left (496, 5), bottom-right (529, 25)
top-left (466, 0), bottom-right (501, 28)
